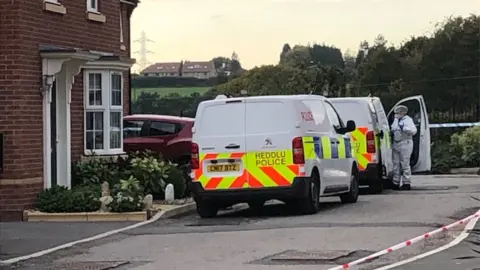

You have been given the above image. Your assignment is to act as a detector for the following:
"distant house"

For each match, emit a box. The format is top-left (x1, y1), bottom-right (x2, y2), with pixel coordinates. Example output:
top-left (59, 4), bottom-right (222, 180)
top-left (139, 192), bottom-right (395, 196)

top-left (141, 60), bottom-right (217, 79)
top-left (141, 62), bottom-right (181, 77)
top-left (182, 61), bottom-right (217, 79)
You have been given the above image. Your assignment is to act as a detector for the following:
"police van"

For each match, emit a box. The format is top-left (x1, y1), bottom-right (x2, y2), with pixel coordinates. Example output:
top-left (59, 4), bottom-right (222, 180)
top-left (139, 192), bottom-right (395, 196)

top-left (190, 94), bottom-right (360, 218)
top-left (329, 95), bottom-right (431, 193)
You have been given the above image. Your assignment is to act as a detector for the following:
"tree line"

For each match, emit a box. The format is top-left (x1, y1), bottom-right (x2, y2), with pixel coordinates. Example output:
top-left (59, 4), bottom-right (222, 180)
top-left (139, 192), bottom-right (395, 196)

top-left (132, 15), bottom-right (480, 122)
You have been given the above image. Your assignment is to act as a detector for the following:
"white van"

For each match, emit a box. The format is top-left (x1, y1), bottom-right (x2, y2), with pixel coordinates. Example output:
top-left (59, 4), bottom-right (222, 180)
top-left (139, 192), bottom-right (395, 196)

top-left (329, 95), bottom-right (431, 192)
top-left (190, 94), bottom-right (360, 218)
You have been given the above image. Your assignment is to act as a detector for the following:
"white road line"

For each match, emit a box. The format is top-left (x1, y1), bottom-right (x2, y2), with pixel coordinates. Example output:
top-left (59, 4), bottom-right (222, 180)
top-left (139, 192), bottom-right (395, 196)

top-left (374, 214), bottom-right (480, 270)
top-left (0, 211), bottom-right (166, 266)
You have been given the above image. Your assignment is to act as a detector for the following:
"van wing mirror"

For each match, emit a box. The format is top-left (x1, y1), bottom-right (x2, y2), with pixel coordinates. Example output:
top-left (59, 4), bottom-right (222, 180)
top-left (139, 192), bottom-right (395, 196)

top-left (346, 120), bottom-right (356, 132)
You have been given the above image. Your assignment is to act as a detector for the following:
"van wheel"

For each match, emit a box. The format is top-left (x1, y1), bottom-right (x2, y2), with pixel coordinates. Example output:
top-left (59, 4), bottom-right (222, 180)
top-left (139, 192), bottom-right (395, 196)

top-left (196, 201), bottom-right (218, 218)
top-left (340, 167), bottom-right (359, 204)
top-left (299, 171), bottom-right (320, 214)
top-left (248, 200), bottom-right (266, 212)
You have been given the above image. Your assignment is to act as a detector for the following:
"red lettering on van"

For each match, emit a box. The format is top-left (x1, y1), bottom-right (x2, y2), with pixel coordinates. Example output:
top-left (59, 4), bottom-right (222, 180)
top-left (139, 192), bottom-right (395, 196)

top-left (301, 112), bottom-right (313, 121)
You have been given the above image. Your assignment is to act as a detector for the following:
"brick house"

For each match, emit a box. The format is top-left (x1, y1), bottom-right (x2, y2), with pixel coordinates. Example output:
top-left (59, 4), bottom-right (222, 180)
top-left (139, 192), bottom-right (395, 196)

top-left (141, 60), bottom-right (217, 79)
top-left (181, 61), bottom-right (216, 79)
top-left (140, 62), bottom-right (181, 77)
top-left (0, 0), bottom-right (139, 221)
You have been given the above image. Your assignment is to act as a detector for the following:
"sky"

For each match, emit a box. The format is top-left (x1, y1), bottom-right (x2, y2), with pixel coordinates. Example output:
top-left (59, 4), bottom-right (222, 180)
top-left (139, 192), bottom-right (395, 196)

top-left (130, 0), bottom-right (479, 71)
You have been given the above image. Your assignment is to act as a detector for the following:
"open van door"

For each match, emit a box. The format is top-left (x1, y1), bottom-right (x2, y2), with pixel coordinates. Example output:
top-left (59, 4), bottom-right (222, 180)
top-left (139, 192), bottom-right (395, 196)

top-left (387, 95), bottom-right (431, 173)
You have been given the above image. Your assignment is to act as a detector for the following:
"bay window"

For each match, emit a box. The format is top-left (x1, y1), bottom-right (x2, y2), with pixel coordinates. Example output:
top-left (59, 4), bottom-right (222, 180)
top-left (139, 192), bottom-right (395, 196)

top-left (84, 70), bottom-right (123, 155)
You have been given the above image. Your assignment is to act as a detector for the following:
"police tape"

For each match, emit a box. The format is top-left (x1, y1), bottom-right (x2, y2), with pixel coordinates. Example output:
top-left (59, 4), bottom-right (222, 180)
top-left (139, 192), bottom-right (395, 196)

top-left (429, 122), bottom-right (480, 128)
top-left (326, 209), bottom-right (480, 270)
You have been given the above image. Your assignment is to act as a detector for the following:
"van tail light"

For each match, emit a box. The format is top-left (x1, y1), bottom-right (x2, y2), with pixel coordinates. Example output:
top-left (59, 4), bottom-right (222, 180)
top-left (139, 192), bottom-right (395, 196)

top-left (292, 137), bottom-right (305, 164)
top-left (366, 131), bottom-right (376, 153)
top-left (190, 142), bottom-right (199, 169)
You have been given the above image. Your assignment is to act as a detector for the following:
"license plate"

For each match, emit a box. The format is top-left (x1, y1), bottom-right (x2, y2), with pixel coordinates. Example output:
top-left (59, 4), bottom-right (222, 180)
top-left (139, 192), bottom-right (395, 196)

top-left (207, 163), bottom-right (240, 172)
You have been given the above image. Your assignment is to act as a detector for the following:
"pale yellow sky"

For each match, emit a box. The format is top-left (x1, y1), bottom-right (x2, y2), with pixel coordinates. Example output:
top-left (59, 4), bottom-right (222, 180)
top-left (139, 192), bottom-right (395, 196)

top-left (131, 0), bottom-right (479, 71)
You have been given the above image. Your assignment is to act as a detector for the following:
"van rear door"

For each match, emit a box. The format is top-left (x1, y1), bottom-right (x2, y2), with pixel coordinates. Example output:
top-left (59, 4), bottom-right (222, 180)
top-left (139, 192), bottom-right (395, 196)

top-left (194, 98), bottom-right (248, 190)
top-left (245, 98), bottom-right (296, 188)
top-left (388, 95), bottom-right (431, 173)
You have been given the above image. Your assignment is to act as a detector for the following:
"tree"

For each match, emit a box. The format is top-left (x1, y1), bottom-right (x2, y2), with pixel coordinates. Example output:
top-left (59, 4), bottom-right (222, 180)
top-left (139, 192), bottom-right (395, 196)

top-left (280, 43), bottom-right (292, 63)
top-left (309, 44), bottom-right (345, 69)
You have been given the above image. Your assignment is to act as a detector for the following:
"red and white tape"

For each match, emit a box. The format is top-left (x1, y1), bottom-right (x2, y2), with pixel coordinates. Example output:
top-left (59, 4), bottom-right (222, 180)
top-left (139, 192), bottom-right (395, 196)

top-left (327, 209), bottom-right (480, 270)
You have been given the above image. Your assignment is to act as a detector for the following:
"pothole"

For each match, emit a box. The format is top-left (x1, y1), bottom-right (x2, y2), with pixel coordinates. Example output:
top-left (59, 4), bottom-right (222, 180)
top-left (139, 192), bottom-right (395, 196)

top-left (249, 249), bottom-right (377, 265)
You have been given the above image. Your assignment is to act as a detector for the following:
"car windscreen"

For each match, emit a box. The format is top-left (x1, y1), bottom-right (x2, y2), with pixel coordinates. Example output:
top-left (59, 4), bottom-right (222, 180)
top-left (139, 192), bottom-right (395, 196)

top-left (198, 102), bottom-right (245, 137)
top-left (245, 101), bottom-right (290, 134)
top-left (329, 101), bottom-right (372, 127)
top-left (123, 120), bottom-right (144, 138)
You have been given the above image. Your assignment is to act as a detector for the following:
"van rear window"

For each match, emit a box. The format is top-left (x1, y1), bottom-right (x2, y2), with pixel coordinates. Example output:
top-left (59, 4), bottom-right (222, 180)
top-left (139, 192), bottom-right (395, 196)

top-left (246, 102), bottom-right (290, 134)
top-left (198, 103), bottom-right (245, 137)
top-left (330, 101), bottom-right (372, 126)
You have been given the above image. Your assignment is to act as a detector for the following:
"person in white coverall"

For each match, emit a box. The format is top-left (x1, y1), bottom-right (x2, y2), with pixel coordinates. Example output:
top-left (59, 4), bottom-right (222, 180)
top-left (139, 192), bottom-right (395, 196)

top-left (390, 105), bottom-right (417, 190)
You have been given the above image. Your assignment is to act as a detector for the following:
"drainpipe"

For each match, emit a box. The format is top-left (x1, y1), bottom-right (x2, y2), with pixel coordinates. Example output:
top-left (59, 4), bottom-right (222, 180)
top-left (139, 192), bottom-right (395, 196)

top-left (128, 69), bottom-right (132, 115)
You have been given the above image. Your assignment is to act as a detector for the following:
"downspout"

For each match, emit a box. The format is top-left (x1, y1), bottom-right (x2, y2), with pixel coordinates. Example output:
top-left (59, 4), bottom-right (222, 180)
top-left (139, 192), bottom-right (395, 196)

top-left (129, 69), bottom-right (132, 115)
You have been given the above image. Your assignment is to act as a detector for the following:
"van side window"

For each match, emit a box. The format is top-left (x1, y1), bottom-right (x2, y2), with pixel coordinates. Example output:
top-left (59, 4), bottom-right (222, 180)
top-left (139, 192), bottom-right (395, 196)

top-left (324, 102), bottom-right (342, 128)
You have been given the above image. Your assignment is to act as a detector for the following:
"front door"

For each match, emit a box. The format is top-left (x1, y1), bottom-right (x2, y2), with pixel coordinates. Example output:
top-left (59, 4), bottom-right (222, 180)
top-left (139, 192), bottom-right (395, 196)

top-left (50, 81), bottom-right (57, 186)
top-left (387, 95), bottom-right (431, 173)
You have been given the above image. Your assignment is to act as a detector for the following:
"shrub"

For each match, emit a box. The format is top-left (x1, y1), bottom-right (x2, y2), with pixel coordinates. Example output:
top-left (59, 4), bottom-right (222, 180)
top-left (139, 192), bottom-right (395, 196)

top-left (164, 165), bottom-right (187, 199)
top-left (450, 126), bottom-right (480, 167)
top-left (35, 185), bottom-right (101, 213)
top-left (109, 176), bottom-right (145, 213)
top-left (71, 158), bottom-right (122, 188)
top-left (128, 155), bottom-right (170, 198)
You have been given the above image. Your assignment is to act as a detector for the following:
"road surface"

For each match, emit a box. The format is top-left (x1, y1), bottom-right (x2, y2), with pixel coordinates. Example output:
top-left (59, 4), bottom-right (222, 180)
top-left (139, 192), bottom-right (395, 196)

top-left (2, 175), bottom-right (479, 270)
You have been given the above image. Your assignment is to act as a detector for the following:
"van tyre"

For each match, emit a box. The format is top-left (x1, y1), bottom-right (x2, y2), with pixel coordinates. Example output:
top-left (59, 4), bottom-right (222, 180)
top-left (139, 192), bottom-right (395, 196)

top-left (299, 171), bottom-right (320, 215)
top-left (340, 167), bottom-right (359, 204)
top-left (196, 200), bottom-right (218, 218)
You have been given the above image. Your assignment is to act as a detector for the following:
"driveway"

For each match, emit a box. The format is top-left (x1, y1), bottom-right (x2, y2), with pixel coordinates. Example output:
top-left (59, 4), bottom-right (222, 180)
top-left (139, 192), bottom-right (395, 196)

top-left (1, 175), bottom-right (479, 270)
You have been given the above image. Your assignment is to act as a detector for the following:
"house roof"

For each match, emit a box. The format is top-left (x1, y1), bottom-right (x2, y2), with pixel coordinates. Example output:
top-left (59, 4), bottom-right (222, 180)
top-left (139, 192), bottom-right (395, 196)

top-left (141, 62), bottom-right (181, 74)
top-left (182, 61), bottom-right (215, 73)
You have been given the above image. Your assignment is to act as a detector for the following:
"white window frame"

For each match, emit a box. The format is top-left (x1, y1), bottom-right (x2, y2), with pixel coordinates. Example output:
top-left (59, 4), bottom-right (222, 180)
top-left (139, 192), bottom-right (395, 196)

top-left (84, 70), bottom-right (124, 155)
top-left (44, 0), bottom-right (59, 3)
top-left (87, 0), bottom-right (99, 13)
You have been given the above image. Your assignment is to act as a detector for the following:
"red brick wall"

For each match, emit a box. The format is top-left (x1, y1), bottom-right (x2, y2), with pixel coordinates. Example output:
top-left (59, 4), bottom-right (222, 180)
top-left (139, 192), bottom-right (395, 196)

top-left (0, 0), bottom-right (136, 220)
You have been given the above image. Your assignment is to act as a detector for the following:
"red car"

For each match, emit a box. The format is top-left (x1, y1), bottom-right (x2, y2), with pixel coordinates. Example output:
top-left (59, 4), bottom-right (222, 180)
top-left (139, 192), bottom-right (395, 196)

top-left (123, 114), bottom-right (194, 165)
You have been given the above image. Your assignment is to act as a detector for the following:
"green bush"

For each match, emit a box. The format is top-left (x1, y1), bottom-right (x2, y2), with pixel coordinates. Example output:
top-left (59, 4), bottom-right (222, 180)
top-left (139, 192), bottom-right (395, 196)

top-left (71, 158), bottom-right (122, 188)
top-left (128, 155), bottom-right (170, 198)
top-left (109, 176), bottom-right (145, 213)
top-left (164, 165), bottom-right (187, 199)
top-left (35, 185), bottom-right (101, 213)
top-left (450, 126), bottom-right (480, 167)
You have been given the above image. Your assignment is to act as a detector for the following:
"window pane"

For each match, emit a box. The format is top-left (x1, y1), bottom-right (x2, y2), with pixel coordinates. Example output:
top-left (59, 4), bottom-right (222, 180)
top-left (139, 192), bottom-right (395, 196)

top-left (95, 90), bottom-right (102, 105)
top-left (86, 131), bottom-right (94, 150)
top-left (112, 90), bottom-right (121, 106)
top-left (110, 112), bottom-right (121, 128)
top-left (94, 112), bottom-right (103, 130)
top-left (88, 73), bottom-right (102, 106)
top-left (123, 120), bottom-right (144, 138)
top-left (149, 121), bottom-right (177, 136)
top-left (111, 74), bottom-right (122, 106)
top-left (110, 131), bottom-right (121, 149)
top-left (94, 131), bottom-right (103, 149)
top-left (91, 0), bottom-right (96, 9)
top-left (86, 112), bottom-right (94, 130)
top-left (112, 74), bottom-right (121, 90)
top-left (88, 91), bottom-right (95, 106)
